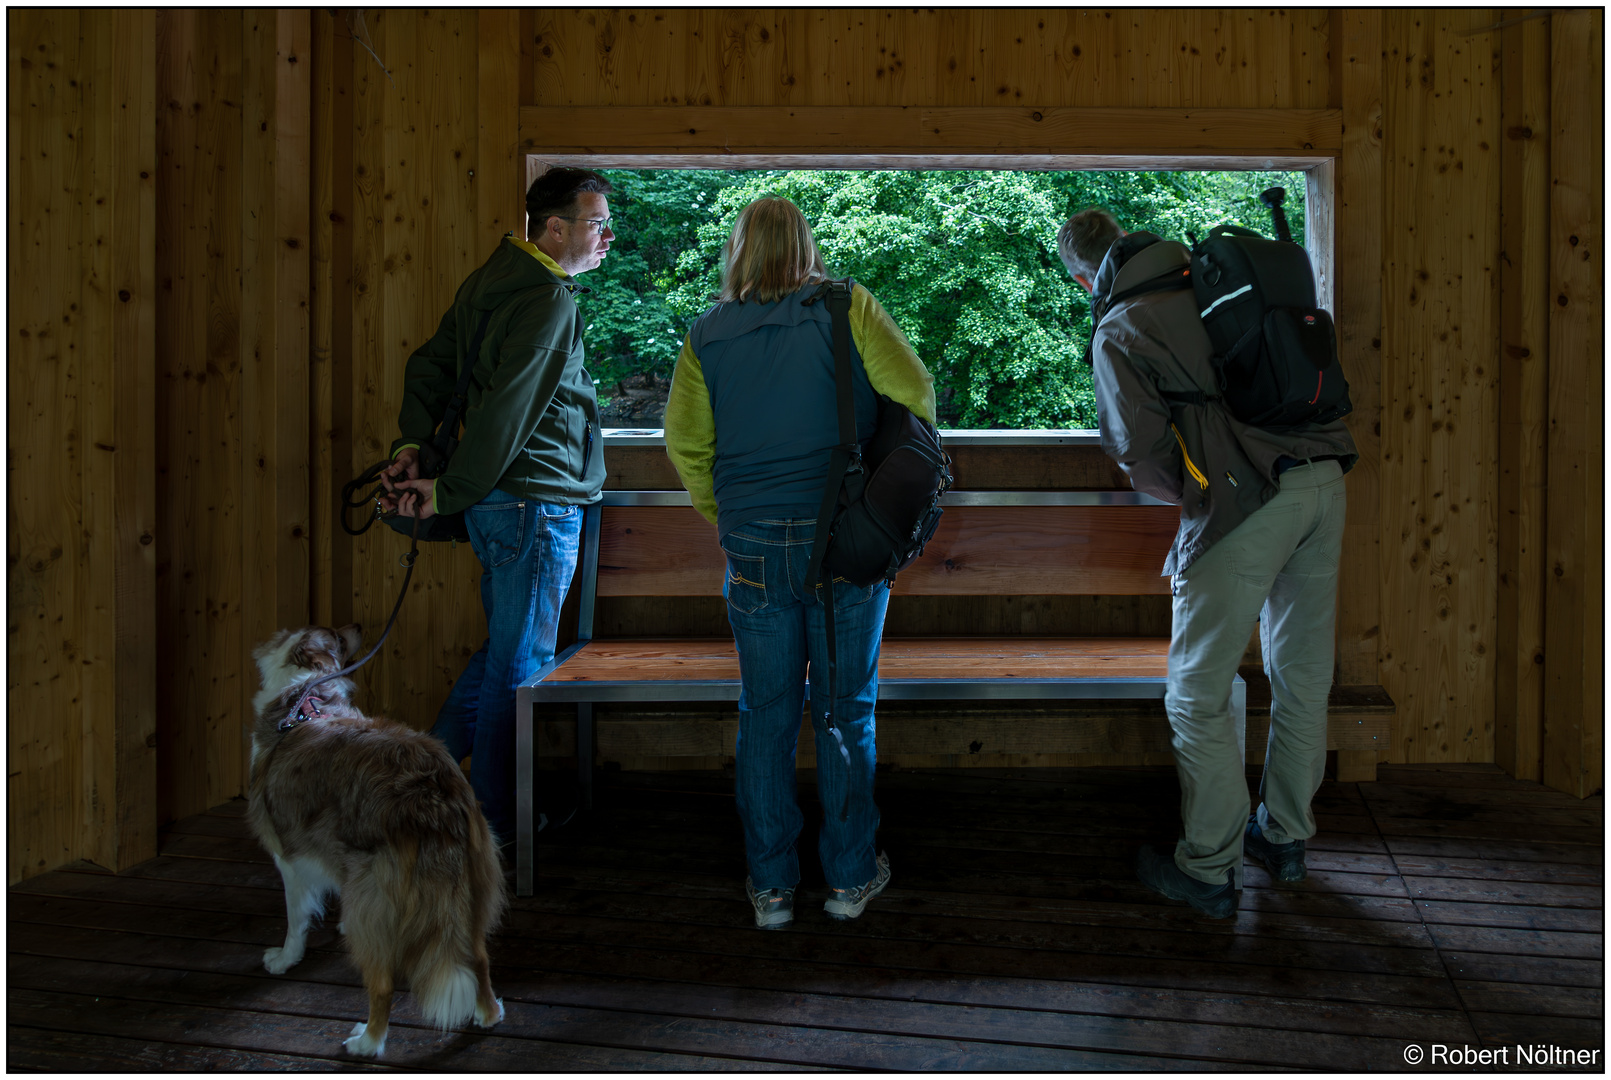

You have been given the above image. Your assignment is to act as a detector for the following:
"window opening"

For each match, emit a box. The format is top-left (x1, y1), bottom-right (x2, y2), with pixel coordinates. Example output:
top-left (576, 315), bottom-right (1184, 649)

top-left (564, 167), bottom-right (1308, 432)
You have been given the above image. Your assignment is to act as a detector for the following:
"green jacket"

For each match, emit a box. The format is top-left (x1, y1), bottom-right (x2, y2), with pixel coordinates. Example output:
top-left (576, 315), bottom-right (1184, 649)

top-left (392, 236), bottom-right (606, 515)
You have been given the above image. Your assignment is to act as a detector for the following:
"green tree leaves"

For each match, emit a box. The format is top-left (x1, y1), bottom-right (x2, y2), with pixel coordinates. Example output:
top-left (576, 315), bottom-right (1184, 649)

top-left (584, 168), bottom-right (1305, 429)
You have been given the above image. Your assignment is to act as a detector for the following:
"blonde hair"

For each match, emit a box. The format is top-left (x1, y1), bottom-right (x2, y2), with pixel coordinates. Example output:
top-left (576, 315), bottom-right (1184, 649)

top-left (718, 197), bottom-right (828, 303)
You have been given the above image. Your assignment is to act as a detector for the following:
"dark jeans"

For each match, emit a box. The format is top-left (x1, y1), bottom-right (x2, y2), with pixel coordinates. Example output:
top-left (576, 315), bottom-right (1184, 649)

top-left (722, 518), bottom-right (890, 891)
top-left (430, 489), bottom-right (583, 844)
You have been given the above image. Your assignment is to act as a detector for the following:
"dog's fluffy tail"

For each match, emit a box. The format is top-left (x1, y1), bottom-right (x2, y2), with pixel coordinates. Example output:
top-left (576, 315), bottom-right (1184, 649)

top-left (343, 796), bottom-right (508, 1031)
top-left (411, 952), bottom-right (481, 1030)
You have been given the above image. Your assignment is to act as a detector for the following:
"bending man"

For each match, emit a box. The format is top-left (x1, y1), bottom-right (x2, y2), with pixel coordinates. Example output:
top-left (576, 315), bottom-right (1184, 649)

top-left (1058, 208), bottom-right (1357, 918)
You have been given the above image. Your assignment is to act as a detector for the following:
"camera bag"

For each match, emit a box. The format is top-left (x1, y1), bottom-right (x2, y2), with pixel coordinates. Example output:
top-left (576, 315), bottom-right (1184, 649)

top-left (804, 279), bottom-right (952, 592)
top-left (1086, 188), bottom-right (1352, 433)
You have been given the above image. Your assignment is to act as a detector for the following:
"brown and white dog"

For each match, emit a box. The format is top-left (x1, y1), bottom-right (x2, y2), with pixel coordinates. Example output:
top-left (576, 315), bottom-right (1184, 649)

top-left (249, 625), bottom-right (507, 1057)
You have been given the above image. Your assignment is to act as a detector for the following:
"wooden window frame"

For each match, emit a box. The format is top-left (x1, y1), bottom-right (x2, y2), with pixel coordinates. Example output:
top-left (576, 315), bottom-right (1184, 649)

top-left (521, 105), bottom-right (1340, 425)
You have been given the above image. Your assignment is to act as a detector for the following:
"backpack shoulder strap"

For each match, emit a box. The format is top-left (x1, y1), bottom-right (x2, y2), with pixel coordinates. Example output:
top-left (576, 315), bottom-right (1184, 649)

top-left (802, 278), bottom-right (858, 821)
top-left (805, 278), bottom-right (857, 591)
top-left (1080, 267), bottom-right (1192, 367)
top-left (438, 306), bottom-right (495, 439)
top-left (1106, 266), bottom-right (1193, 310)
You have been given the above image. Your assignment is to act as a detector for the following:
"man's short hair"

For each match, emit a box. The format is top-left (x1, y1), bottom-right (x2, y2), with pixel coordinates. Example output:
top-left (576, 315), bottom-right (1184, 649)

top-left (1057, 208), bottom-right (1124, 284)
top-left (526, 167), bottom-right (614, 234)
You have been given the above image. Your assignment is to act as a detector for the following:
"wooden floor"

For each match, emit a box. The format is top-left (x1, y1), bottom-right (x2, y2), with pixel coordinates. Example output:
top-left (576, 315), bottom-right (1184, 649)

top-left (9, 763), bottom-right (1604, 1071)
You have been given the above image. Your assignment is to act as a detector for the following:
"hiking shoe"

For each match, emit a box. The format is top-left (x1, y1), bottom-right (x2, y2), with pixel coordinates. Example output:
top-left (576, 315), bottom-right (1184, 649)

top-left (824, 851), bottom-right (891, 921)
top-left (746, 877), bottom-right (795, 930)
top-left (1135, 845), bottom-right (1239, 919)
top-left (1245, 817), bottom-right (1308, 882)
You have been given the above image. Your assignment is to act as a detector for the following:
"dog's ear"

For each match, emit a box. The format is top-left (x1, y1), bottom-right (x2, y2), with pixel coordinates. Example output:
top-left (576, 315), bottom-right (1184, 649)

top-left (336, 623), bottom-right (364, 662)
top-left (291, 628), bottom-right (341, 673)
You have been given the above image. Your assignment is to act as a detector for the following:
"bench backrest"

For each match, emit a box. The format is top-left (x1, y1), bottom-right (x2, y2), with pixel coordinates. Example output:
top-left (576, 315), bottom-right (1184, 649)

top-left (576, 491), bottom-right (1177, 639)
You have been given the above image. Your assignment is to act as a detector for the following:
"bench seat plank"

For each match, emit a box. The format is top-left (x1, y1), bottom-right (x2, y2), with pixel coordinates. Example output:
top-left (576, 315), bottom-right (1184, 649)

top-left (565, 636), bottom-right (1172, 663)
top-left (533, 637), bottom-right (1172, 692)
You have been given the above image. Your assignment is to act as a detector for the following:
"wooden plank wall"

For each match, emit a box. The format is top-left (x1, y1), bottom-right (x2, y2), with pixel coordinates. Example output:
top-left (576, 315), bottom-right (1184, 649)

top-left (150, 11), bottom-right (312, 827)
top-left (239, 10), bottom-right (313, 761)
top-left (1379, 10), bottom-right (1503, 764)
top-left (154, 9), bottom-right (242, 825)
top-left (1330, 11), bottom-right (1384, 691)
top-left (1542, 9), bottom-right (1604, 798)
top-left (7, 4), bottom-right (1602, 882)
top-left (525, 9), bottom-right (1334, 108)
top-left (309, 12), bottom-right (352, 629)
top-left (8, 8), bottom-right (160, 883)
top-left (1495, 10), bottom-right (1551, 781)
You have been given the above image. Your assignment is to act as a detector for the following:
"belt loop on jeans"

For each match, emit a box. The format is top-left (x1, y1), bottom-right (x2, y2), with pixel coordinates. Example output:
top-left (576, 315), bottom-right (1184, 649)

top-left (1276, 453), bottom-right (1340, 477)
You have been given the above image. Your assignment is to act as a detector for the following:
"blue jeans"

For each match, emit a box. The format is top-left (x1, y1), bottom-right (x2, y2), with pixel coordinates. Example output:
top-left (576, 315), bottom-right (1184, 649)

top-left (430, 489), bottom-right (583, 844)
top-left (722, 518), bottom-right (890, 892)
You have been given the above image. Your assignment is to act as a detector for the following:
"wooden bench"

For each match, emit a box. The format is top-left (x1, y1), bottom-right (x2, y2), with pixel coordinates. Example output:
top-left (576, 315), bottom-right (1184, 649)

top-left (512, 486), bottom-right (1247, 896)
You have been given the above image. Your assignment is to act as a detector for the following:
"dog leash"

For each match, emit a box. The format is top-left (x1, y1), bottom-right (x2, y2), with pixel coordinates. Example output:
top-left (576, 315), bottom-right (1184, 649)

top-left (281, 514), bottom-right (423, 732)
top-left (339, 459), bottom-right (395, 536)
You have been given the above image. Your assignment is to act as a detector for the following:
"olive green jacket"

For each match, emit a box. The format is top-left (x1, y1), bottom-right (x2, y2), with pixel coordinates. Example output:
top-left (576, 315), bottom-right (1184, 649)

top-left (392, 236), bottom-right (605, 515)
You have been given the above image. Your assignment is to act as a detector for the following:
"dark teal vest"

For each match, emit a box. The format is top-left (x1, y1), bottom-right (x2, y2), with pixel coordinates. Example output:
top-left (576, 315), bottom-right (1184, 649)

top-left (689, 283), bottom-right (878, 539)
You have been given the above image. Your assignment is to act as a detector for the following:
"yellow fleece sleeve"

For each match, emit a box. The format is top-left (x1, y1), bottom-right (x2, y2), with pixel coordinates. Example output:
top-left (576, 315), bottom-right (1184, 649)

top-left (663, 336), bottom-right (719, 525)
top-left (850, 284), bottom-right (937, 425)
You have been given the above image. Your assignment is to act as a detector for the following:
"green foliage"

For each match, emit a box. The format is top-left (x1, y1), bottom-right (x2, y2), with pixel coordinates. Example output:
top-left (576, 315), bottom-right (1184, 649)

top-left (582, 168), bottom-right (1305, 428)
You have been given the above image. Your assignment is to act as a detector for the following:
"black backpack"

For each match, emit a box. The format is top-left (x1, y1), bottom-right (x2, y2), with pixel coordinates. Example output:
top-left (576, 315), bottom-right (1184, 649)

top-left (804, 279), bottom-right (953, 591)
top-left (1093, 188), bottom-right (1353, 432)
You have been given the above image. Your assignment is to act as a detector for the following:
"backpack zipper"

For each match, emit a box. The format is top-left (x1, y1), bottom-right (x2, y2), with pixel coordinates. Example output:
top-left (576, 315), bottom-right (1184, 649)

top-left (1171, 424), bottom-right (1210, 491)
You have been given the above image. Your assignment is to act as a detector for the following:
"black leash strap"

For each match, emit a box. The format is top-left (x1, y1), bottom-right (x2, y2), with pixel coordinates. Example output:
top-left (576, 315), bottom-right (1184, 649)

top-left (429, 307), bottom-right (494, 470)
top-left (312, 307), bottom-right (498, 725)
top-left (340, 459), bottom-right (394, 537)
top-left (804, 279), bottom-right (859, 823)
top-left (284, 514), bottom-right (423, 731)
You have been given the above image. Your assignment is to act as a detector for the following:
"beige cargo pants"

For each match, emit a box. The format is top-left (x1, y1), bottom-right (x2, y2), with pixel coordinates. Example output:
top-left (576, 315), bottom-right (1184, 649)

top-left (1165, 458), bottom-right (1347, 889)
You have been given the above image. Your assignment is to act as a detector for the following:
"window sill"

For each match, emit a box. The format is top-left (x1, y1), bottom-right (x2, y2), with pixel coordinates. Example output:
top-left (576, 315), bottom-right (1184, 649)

top-left (603, 428), bottom-right (1103, 448)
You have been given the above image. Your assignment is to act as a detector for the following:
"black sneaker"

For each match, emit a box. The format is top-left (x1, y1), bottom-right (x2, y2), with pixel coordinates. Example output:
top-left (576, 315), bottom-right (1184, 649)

top-left (1135, 845), bottom-right (1239, 919)
top-left (824, 851), bottom-right (891, 921)
top-left (746, 877), bottom-right (795, 929)
top-left (1245, 817), bottom-right (1308, 882)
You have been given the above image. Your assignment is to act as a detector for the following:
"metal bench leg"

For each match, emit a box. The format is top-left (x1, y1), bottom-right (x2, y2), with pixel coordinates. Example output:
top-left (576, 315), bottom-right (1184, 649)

top-left (577, 701), bottom-right (594, 812)
top-left (516, 701), bottom-right (536, 898)
top-left (1231, 674), bottom-right (1248, 767)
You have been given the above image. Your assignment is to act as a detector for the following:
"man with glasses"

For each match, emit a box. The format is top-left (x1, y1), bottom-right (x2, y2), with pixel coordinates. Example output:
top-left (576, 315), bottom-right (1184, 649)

top-left (383, 167), bottom-right (614, 858)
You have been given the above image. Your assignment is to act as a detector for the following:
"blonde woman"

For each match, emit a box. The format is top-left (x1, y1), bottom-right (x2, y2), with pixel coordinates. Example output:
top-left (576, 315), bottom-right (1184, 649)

top-left (665, 197), bottom-right (935, 929)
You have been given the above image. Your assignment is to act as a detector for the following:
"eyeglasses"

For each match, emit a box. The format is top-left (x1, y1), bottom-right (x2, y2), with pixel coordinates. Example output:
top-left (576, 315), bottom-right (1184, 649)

top-left (556, 216), bottom-right (614, 236)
